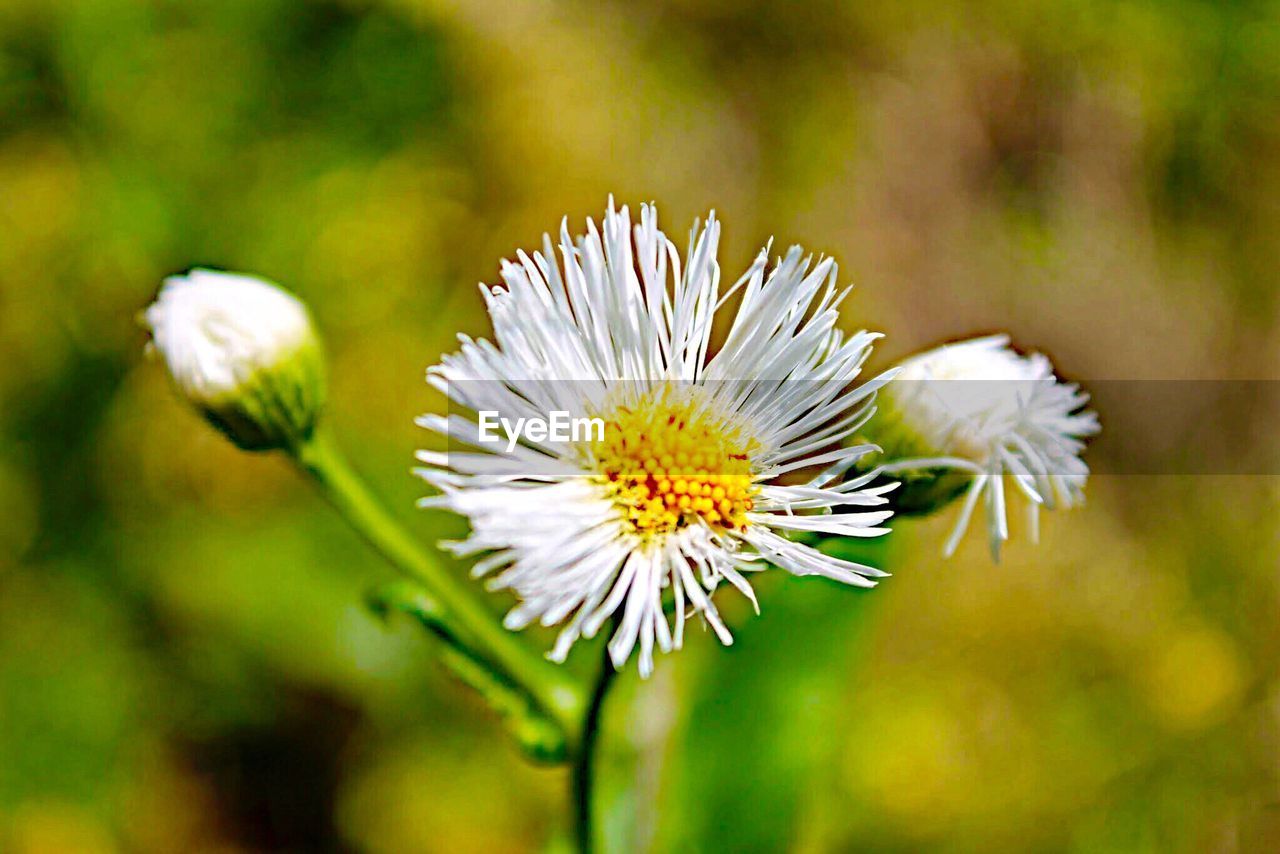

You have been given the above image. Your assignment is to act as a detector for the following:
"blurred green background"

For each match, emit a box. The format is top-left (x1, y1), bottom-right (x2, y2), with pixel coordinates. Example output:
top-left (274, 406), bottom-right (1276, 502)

top-left (2, 0), bottom-right (1279, 850)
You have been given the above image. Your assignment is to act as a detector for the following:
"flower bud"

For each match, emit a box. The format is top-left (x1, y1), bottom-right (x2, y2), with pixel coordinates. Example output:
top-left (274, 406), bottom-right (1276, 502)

top-left (143, 269), bottom-right (325, 451)
top-left (868, 335), bottom-right (1099, 559)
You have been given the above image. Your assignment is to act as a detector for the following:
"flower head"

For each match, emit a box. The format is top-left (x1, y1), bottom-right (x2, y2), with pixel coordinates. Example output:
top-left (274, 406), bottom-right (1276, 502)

top-left (873, 335), bottom-right (1099, 560)
top-left (143, 269), bottom-right (325, 451)
top-left (416, 201), bottom-right (896, 676)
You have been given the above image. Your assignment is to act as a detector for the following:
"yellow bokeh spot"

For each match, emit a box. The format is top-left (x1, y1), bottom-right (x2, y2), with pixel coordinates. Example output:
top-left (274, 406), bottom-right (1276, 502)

top-left (1144, 625), bottom-right (1244, 731)
top-left (587, 386), bottom-right (758, 537)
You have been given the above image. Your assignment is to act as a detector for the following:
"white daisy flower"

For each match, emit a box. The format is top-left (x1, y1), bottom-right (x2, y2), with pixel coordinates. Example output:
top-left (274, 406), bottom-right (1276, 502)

top-left (143, 269), bottom-right (325, 451)
top-left (415, 201), bottom-right (896, 677)
top-left (874, 335), bottom-right (1099, 560)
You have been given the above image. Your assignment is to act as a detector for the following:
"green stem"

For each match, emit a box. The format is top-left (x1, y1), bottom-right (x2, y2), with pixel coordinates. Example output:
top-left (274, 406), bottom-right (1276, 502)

top-left (293, 426), bottom-right (587, 751)
top-left (573, 643), bottom-right (619, 854)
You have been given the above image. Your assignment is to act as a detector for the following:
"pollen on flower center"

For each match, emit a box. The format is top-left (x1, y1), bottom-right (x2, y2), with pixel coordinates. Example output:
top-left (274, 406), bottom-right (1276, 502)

top-left (586, 387), bottom-right (759, 536)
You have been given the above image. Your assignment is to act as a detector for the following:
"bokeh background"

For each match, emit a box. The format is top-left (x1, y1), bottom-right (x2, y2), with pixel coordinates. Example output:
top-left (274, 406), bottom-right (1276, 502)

top-left (3, 0), bottom-right (1279, 850)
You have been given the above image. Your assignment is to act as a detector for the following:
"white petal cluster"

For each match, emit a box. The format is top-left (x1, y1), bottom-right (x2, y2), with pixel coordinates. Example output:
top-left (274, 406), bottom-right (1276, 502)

top-left (146, 269), bottom-right (314, 400)
top-left (416, 201), bottom-right (896, 676)
top-left (879, 335), bottom-right (1099, 559)
top-left (144, 269), bottom-right (324, 450)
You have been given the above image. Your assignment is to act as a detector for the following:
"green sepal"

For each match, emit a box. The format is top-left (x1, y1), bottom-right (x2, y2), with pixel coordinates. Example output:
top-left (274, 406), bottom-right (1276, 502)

top-left (852, 389), bottom-right (973, 516)
top-left (201, 337), bottom-right (326, 452)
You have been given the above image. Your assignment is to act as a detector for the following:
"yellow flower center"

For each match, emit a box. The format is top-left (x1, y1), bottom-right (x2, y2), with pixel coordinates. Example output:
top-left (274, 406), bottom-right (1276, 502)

top-left (586, 386), bottom-right (759, 536)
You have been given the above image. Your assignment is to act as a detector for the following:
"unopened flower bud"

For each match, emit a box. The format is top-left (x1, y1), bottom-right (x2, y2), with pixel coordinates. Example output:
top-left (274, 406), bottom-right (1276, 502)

top-left (143, 269), bottom-right (325, 451)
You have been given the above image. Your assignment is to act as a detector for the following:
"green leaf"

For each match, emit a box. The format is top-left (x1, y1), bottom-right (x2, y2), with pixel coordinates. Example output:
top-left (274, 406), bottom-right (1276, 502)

top-left (366, 580), bottom-right (568, 762)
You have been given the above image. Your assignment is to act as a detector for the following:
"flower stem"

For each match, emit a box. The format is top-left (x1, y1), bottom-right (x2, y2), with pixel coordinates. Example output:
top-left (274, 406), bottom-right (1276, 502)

top-left (573, 642), bottom-right (618, 854)
top-left (292, 426), bottom-right (587, 752)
